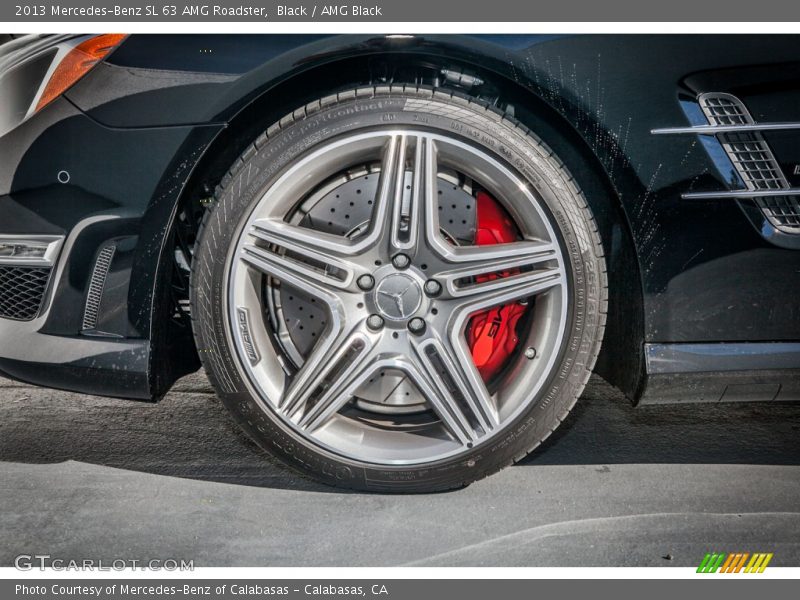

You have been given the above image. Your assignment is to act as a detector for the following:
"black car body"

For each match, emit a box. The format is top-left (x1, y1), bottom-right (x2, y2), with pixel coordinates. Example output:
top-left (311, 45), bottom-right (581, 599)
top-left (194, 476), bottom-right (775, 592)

top-left (1, 33), bottom-right (798, 409)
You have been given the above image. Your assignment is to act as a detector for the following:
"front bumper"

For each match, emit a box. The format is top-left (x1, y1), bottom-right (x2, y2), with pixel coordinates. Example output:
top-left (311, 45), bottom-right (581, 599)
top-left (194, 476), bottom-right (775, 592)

top-left (0, 94), bottom-right (222, 399)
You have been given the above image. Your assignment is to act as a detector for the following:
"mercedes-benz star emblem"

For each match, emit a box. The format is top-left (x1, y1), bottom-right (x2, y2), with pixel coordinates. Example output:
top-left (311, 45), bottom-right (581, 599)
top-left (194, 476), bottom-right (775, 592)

top-left (374, 274), bottom-right (423, 320)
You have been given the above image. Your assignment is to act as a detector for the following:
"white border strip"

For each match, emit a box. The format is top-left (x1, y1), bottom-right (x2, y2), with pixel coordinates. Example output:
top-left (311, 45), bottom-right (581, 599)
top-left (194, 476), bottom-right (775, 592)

top-left (2, 567), bottom-right (800, 579)
top-left (4, 22), bottom-right (800, 33)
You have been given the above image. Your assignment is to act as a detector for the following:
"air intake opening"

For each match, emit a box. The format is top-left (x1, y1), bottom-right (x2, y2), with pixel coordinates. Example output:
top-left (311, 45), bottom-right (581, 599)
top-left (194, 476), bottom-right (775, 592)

top-left (0, 266), bottom-right (51, 321)
top-left (699, 92), bottom-right (800, 233)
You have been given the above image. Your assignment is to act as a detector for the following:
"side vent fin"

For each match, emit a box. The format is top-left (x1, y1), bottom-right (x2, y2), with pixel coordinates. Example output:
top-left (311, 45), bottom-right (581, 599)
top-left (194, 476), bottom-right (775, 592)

top-left (699, 92), bottom-right (800, 232)
top-left (82, 244), bottom-right (116, 331)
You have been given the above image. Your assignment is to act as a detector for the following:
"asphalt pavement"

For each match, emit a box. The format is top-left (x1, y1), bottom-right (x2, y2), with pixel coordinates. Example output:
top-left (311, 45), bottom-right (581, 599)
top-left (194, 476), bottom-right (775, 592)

top-left (1, 372), bottom-right (799, 567)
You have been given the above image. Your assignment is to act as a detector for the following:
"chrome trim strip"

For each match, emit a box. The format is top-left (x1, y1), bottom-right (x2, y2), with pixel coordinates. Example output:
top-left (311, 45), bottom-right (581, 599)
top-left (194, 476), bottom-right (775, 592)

top-left (682, 188), bottom-right (800, 200)
top-left (646, 342), bottom-right (800, 374)
top-left (652, 122), bottom-right (800, 135)
top-left (0, 235), bottom-right (64, 267)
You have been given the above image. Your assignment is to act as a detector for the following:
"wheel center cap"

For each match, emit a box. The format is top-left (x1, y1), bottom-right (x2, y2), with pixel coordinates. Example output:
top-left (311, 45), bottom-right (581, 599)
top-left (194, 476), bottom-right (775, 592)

top-left (374, 273), bottom-right (422, 320)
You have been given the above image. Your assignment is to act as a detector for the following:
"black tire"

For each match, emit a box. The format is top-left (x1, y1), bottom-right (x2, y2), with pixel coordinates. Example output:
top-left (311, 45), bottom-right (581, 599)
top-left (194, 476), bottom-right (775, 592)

top-left (191, 86), bottom-right (607, 492)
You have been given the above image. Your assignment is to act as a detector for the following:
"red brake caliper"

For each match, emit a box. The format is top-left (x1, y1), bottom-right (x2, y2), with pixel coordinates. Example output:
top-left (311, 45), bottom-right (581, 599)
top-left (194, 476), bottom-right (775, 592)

top-left (466, 191), bottom-right (527, 382)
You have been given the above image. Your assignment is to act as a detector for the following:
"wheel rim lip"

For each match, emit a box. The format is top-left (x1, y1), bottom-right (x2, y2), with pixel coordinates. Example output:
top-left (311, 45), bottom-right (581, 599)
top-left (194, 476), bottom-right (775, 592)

top-left (224, 127), bottom-right (571, 466)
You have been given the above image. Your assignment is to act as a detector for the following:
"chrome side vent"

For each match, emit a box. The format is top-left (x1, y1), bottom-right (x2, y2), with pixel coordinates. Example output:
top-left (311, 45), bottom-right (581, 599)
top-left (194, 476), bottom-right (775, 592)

top-left (699, 93), bottom-right (751, 127)
top-left (757, 195), bottom-right (800, 229)
top-left (699, 93), bottom-right (800, 232)
top-left (82, 244), bottom-right (116, 331)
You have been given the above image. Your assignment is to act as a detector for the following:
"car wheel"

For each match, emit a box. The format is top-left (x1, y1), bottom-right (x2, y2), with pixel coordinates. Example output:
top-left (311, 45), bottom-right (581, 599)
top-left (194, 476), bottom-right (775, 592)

top-left (191, 86), bottom-right (607, 492)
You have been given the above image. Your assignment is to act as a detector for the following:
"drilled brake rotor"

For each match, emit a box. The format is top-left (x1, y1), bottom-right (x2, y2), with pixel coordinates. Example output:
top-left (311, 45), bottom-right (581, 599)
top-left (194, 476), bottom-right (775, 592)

top-left (268, 165), bottom-right (477, 414)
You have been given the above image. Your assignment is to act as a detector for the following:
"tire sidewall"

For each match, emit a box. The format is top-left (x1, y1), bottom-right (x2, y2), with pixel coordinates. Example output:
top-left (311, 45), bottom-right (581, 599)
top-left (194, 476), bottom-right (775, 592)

top-left (192, 88), bottom-right (604, 492)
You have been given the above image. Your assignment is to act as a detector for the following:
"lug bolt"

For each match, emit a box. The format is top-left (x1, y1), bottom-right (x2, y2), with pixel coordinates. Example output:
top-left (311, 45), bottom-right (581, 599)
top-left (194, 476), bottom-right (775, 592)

top-left (367, 314), bottom-right (384, 330)
top-left (392, 254), bottom-right (411, 269)
top-left (424, 279), bottom-right (442, 297)
top-left (524, 347), bottom-right (537, 359)
top-left (407, 317), bottom-right (426, 335)
top-left (357, 274), bottom-right (375, 291)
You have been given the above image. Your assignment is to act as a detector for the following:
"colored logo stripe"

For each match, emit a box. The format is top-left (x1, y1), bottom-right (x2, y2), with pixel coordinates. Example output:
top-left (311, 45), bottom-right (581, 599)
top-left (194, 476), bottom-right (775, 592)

top-left (697, 553), bottom-right (726, 573)
top-left (697, 552), bottom-right (773, 573)
top-left (745, 553), bottom-right (773, 573)
top-left (720, 553), bottom-right (749, 573)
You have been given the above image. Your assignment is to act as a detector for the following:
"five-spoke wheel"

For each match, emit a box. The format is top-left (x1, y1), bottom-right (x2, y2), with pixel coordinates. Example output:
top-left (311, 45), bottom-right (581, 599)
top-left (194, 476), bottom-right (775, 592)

top-left (193, 88), bottom-right (605, 490)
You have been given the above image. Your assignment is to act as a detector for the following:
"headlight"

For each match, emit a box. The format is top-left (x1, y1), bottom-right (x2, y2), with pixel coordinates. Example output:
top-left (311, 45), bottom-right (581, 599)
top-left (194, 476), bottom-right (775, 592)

top-left (0, 34), bottom-right (126, 137)
top-left (34, 34), bottom-right (126, 112)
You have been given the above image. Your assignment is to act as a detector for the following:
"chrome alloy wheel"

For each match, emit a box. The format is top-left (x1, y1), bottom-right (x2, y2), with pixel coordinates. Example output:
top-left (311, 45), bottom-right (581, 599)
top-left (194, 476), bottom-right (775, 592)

top-left (226, 129), bottom-right (568, 465)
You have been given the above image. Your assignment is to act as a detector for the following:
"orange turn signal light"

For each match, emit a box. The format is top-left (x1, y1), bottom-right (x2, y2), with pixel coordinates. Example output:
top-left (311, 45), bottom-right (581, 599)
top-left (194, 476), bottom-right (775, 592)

top-left (35, 34), bottom-right (127, 113)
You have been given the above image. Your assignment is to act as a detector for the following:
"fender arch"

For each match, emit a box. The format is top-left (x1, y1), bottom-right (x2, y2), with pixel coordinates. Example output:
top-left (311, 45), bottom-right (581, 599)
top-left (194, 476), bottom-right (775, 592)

top-left (154, 38), bottom-right (646, 399)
